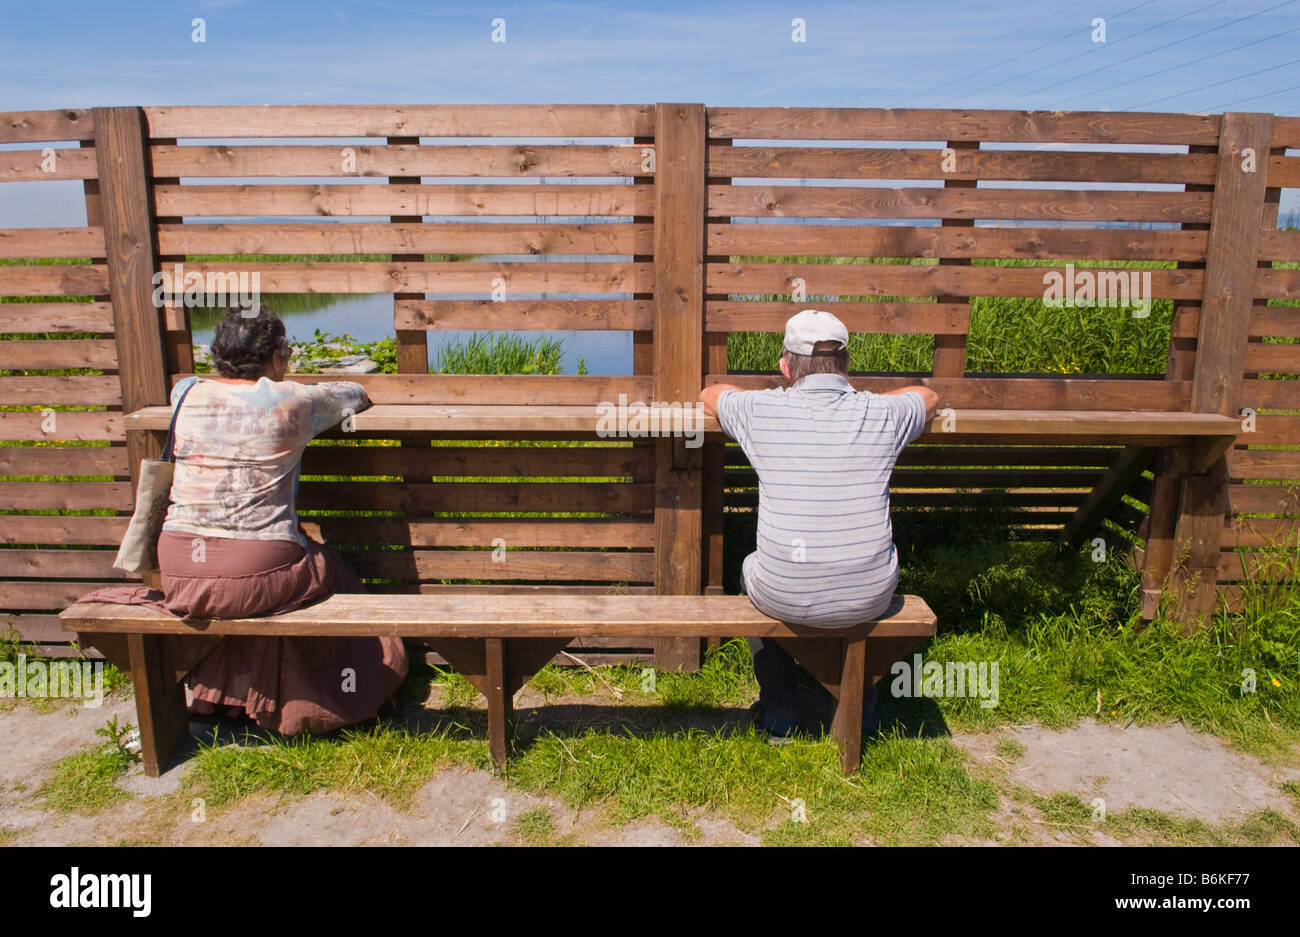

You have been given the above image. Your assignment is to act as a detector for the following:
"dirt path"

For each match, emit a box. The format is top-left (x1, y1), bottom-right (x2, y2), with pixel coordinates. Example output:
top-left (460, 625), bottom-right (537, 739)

top-left (2, 691), bottom-right (1296, 847)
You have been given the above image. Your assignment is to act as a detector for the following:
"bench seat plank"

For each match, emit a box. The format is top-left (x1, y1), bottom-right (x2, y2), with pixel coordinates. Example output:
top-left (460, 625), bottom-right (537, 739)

top-left (60, 593), bottom-right (935, 638)
top-left (123, 403), bottom-right (1241, 440)
top-left (62, 594), bottom-right (936, 777)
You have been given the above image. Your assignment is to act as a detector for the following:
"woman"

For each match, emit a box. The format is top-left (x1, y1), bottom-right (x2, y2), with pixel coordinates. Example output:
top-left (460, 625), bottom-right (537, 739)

top-left (156, 305), bottom-right (407, 733)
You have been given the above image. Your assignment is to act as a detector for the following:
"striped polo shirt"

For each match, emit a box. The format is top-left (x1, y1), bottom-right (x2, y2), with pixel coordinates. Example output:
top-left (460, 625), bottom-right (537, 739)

top-left (716, 374), bottom-right (927, 628)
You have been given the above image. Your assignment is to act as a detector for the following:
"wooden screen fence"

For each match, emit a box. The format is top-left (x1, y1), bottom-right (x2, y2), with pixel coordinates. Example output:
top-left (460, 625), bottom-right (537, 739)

top-left (1, 105), bottom-right (1297, 670)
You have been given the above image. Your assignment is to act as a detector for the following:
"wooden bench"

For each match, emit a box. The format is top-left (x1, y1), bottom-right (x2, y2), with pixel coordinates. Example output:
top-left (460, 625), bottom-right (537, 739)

top-left (59, 593), bottom-right (937, 777)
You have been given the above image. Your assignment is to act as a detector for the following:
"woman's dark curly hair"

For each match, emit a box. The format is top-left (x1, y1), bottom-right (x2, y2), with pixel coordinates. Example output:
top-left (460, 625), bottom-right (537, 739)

top-left (209, 305), bottom-right (290, 379)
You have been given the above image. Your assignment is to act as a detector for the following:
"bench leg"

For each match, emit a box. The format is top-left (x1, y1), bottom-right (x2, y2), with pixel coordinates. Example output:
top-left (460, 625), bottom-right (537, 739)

top-left (829, 637), bottom-right (866, 775)
top-left (126, 633), bottom-right (190, 777)
top-left (484, 637), bottom-right (513, 770)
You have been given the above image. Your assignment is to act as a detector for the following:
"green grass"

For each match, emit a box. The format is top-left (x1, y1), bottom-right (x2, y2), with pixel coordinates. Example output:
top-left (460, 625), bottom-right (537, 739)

top-left (512, 807), bottom-right (559, 845)
top-left (184, 724), bottom-right (489, 811)
top-left (1028, 790), bottom-right (1300, 846)
top-left (38, 717), bottom-right (139, 814)
top-left (726, 255), bottom-right (1174, 375)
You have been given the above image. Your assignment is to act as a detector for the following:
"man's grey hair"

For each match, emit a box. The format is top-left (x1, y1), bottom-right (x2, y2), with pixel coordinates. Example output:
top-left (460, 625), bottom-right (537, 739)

top-left (782, 340), bottom-right (849, 383)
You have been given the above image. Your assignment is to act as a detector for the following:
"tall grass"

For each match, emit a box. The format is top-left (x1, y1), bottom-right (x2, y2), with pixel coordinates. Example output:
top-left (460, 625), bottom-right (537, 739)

top-left (725, 255), bottom-right (1173, 375)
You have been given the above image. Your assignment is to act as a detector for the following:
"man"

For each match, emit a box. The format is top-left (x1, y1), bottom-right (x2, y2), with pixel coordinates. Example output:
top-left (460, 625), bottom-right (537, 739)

top-left (699, 309), bottom-right (939, 742)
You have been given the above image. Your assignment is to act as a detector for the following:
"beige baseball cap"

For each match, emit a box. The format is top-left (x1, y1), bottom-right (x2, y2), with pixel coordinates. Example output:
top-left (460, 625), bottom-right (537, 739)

top-left (783, 309), bottom-right (849, 355)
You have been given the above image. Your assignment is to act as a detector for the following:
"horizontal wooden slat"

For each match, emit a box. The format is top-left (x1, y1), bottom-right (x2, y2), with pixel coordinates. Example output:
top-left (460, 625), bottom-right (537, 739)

top-left (0, 515), bottom-right (128, 546)
top-left (0, 301), bottom-right (114, 332)
top-left (892, 445), bottom-right (1117, 467)
top-left (0, 481), bottom-right (131, 510)
top-left (6, 613), bottom-right (79, 644)
top-left (342, 549), bottom-right (652, 582)
top-left (709, 223), bottom-right (1208, 262)
top-left (1229, 484), bottom-right (1300, 515)
top-left (710, 376), bottom-right (1192, 411)
top-left (154, 184), bottom-right (653, 218)
top-left (725, 467), bottom-right (1101, 488)
top-left (1240, 379), bottom-right (1300, 409)
top-left (708, 185), bottom-right (1210, 224)
top-left (0, 148), bottom-right (97, 182)
top-left (1256, 229), bottom-right (1300, 263)
top-left (1250, 306), bottom-right (1300, 338)
top-left (0, 548), bottom-right (126, 579)
top-left (1244, 343), bottom-right (1300, 373)
top-left (301, 444), bottom-right (646, 479)
top-left (151, 143), bottom-right (652, 178)
top-left (395, 299), bottom-right (652, 331)
top-left (0, 377), bottom-right (121, 406)
top-left (59, 591), bottom-right (938, 637)
top-left (0, 265), bottom-right (109, 297)
top-left (704, 108), bottom-right (1220, 145)
top-left (1218, 551), bottom-right (1298, 581)
top-left (301, 517), bottom-right (652, 548)
top-left (141, 105), bottom-right (656, 139)
top-left (709, 146), bottom-right (1216, 184)
top-left (171, 373), bottom-right (655, 407)
top-left (707, 300), bottom-right (968, 333)
top-left (1, 580), bottom-right (108, 610)
top-left (408, 583), bottom-right (655, 596)
top-left (1244, 416), bottom-right (1300, 445)
top-left (1271, 116), bottom-right (1300, 148)
top-left (0, 339), bottom-right (116, 370)
top-left (1257, 267), bottom-right (1300, 300)
top-left (298, 480), bottom-right (652, 515)
top-left (1222, 517), bottom-right (1300, 548)
top-left (132, 402), bottom-right (701, 434)
top-left (152, 260), bottom-right (650, 294)
top-left (0, 227), bottom-right (104, 258)
top-left (0, 445), bottom-right (128, 476)
top-left (730, 488), bottom-right (1088, 509)
top-left (0, 109), bottom-right (95, 144)
top-left (1268, 154), bottom-right (1300, 188)
top-left (1227, 449), bottom-right (1300, 481)
top-left (157, 221), bottom-right (651, 256)
top-left (706, 262), bottom-right (1203, 300)
top-left (0, 412), bottom-right (123, 441)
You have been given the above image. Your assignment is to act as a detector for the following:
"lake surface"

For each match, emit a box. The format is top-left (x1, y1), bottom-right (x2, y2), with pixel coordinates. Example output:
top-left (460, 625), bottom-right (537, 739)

top-left (189, 292), bottom-right (634, 375)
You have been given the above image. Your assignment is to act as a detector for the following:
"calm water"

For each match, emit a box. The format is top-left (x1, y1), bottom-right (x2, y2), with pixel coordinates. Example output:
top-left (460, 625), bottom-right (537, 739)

top-left (189, 293), bottom-right (634, 375)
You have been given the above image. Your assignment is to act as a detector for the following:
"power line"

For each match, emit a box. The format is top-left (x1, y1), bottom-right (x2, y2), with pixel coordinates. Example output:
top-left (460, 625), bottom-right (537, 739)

top-left (1056, 19), bottom-right (1299, 107)
top-left (1205, 79), bottom-right (1300, 110)
top-left (927, 0), bottom-right (1159, 107)
top-left (986, 0), bottom-right (1235, 107)
top-left (1125, 55), bottom-right (1300, 109)
top-left (888, 0), bottom-right (1094, 106)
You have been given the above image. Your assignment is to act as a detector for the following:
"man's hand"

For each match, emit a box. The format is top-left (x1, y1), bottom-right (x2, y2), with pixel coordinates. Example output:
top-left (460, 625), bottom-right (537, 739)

top-left (699, 382), bottom-right (744, 419)
top-left (882, 384), bottom-right (940, 422)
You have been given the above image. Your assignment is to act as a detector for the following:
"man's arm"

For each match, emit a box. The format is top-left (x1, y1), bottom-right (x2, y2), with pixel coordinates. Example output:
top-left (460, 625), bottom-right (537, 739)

top-left (699, 382), bottom-right (745, 420)
top-left (882, 384), bottom-right (940, 422)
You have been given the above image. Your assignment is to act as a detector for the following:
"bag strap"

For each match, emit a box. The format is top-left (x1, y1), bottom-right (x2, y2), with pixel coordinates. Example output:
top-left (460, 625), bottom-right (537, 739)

top-left (162, 378), bottom-right (201, 463)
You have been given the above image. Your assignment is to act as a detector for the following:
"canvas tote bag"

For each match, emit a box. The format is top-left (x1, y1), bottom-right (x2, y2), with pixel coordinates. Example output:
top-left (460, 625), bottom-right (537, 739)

top-left (112, 379), bottom-right (201, 574)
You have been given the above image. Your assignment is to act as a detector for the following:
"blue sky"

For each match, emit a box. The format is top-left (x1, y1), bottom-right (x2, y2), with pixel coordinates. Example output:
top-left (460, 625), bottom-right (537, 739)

top-left (0, 0), bottom-right (1297, 112)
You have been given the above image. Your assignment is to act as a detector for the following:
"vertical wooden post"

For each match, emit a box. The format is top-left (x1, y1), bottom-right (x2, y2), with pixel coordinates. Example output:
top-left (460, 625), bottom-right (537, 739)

top-left (1171, 112), bottom-right (1273, 626)
top-left (932, 140), bottom-right (977, 378)
top-left (1165, 143), bottom-right (1215, 383)
top-left (651, 103), bottom-right (706, 672)
top-left (92, 107), bottom-right (170, 492)
top-left (1139, 450), bottom-right (1184, 619)
top-left (153, 137), bottom-right (193, 376)
top-left (484, 637), bottom-right (512, 769)
top-left (702, 133), bottom-right (732, 610)
top-left (127, 633), bottom-right (189, 777)
top-left (390, 136), bottom-right (429, 374)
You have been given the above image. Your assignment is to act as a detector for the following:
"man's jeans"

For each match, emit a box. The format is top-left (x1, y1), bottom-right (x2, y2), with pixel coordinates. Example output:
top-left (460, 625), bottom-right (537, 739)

top-left (744, 581), bottom-right (877, 726)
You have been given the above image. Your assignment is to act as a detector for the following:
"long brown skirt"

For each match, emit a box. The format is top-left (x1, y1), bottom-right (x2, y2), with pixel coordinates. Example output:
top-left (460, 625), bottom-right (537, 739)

top-left (151, 529), bottom-right (408, 735)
